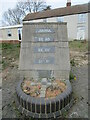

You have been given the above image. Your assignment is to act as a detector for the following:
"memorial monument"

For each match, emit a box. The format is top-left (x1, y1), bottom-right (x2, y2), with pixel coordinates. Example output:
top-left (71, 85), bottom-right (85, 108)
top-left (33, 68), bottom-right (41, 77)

top-left (16, 22), bottom-right (72, 118)
top-left (19, 23), bottom-right (70, 80)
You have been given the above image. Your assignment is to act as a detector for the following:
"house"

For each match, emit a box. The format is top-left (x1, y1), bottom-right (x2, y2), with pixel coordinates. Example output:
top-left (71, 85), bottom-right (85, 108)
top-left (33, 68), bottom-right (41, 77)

top-left (45, 13), bottom-right (88, 41)
top-left (23, 0), bottom-right (88, 41)
top-left (0, 0), bottom-right (89, 42)
top-left (0, 24), bottom-right (22, 43)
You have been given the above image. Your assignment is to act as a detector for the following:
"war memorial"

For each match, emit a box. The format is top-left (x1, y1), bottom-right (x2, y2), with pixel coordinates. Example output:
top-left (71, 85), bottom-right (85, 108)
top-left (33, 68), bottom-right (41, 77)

top-left (16, 22), bottom-right (73, 118)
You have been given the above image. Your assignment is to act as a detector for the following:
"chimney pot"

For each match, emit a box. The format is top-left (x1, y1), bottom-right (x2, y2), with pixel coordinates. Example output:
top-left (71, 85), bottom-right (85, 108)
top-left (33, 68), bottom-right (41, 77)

top-left (67, 0), bottom-right (71, 7)
top-left (67, 0), bottom-right (71, 2)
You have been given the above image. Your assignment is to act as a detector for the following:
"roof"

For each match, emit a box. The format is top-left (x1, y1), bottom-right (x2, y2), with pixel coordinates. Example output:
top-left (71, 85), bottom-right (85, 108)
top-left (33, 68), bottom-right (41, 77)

top-left (0, 24), bottom-right (23, 30)
top-left (23, 3), bottom-right (89, 21)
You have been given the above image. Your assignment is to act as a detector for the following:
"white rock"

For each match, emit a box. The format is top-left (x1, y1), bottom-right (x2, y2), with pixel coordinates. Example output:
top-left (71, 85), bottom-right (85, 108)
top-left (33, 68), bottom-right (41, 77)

top-left (41, 78), bottom-right (47, 85)
top-left (31, 82), bottom-right (36, 86)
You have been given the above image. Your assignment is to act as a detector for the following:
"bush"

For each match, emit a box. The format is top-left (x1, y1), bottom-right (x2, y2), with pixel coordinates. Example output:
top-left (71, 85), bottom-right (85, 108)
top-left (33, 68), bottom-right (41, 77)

top-left (70, 58), bottom-right (75, 66)
top-left (69, 71), bottom-right (74, 80)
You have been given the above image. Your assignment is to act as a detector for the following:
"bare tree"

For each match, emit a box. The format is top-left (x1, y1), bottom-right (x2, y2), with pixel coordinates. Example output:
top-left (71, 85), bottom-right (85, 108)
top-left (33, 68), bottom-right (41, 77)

top-left (2, 0), bottom-right (48, 26)
top-left (31, 0), bottom-right (47, 12)
top-left (2, 7), bottom-right (25, 26)
top-left (43, 5), bottom-right (51, 11)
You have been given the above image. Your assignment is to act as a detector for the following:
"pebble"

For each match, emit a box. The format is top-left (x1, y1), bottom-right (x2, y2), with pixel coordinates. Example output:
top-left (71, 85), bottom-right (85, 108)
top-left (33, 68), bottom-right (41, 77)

top-left (31, 82), bottom-right (36, 86)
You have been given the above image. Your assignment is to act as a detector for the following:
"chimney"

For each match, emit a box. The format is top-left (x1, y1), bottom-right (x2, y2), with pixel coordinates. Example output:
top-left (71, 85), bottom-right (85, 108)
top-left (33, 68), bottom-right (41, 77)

top-left (66, 0), bottom-right (71, 7)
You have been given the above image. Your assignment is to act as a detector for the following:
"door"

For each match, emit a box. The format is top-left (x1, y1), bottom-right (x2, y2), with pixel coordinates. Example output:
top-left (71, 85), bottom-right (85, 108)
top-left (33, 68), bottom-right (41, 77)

top-left (77, 27), bottom-right (85, 40)
top-left (18, 28), bottom-right (22, 41)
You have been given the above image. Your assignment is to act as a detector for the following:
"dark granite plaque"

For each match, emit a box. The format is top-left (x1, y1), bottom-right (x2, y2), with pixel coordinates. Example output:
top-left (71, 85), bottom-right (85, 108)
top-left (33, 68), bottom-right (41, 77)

top-left (38, 70), bottom-right (51, 78)
top-left (33, 46), bottom-right (55, 53)
top-left (35, 28), bottom-right (55, 33)
top-left (34, 57), bottom-right (55, 64)
top-left (34, 37), bottom-right (54, 42)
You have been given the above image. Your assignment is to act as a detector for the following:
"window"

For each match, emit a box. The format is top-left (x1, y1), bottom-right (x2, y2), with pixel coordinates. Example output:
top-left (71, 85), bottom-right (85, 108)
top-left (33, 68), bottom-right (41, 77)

top-left (77, 26), bottom-right (85, 40)
top-left (7, 29), bottom-right (12, 37)
top-left (57, 17), bottom-right (64, 22)
top-left (43, 19), bottom-right (47, 23)
top-left (77, 26), bottom-right (85, 31)
top-left (78, 14), bottom-right (86, 23)
top-left (18, 28), bottom-right (22, 40)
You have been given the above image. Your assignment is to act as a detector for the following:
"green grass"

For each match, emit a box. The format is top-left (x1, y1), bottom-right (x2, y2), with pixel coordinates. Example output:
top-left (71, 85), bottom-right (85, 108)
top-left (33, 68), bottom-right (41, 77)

top-left (2, 43), bottom-right (20, 70)
top-left (0, 44), bottom-right (2, 49)
top-left (69, 71), bottom-right (75, 81)
top-left (69, 40), bottom-right (88, 52)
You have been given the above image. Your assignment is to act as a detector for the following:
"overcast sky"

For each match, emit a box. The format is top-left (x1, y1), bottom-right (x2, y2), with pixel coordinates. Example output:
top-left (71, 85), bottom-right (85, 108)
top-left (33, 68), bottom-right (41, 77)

top-left (0, 0), bottom-right (89, 26)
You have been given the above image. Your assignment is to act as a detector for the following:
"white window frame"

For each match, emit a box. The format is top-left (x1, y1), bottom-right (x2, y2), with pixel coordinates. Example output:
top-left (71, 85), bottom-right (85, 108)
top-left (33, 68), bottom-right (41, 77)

top-left (77, 26), bottom-right (85, 40)
top-left (7, 29), bottom-right (12, 37)
top-left (18, 28), bottom-right (22, 41)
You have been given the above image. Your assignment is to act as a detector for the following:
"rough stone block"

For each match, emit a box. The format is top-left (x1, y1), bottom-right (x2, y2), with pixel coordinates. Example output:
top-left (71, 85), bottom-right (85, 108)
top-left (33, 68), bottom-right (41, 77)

top-left (46, 103), bottom-right (50, 113)
top-left (36, 104), bottom-right (40, 113)
top-left (27, 111), bottom-right (34, 118)
top-left (34, 113), bottom-right (39, 118)
top-left (40, 114), bottom-right (47, 118)
top-left (54, 111), bottom-right (61, 117)
top-left (56, 100), bottom-right (59, 111)
top-left (47, 113), bottom-right (54, 118)
top-left (20, 97), bottom-right (23, 107)
top-left (51, 101), bottom-right (55, 112)
top-left (27, 102), bottom-right (31, 111)
top-left (60, 99), bottom-right (63, 110)
top-left (23, 100), bottom-right (27, 109)
top-left (18, 105), bottom-right (22, 113)
top-left (41, 104), bottom-right (45, 113)
top-left (32, 103), bottom-right (35, 112)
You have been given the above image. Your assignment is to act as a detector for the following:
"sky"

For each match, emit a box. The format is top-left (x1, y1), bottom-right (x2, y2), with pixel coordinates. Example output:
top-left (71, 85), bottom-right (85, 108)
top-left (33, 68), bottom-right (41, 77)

top-left (0, 0), bottom-right (89, 26)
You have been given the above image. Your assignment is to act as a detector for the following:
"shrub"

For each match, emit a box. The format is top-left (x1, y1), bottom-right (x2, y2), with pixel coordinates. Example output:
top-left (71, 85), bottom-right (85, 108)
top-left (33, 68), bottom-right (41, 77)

top-left (70, 58), bottom-right (75, 66)
top-left (69, 71), bottom-right (74, 80)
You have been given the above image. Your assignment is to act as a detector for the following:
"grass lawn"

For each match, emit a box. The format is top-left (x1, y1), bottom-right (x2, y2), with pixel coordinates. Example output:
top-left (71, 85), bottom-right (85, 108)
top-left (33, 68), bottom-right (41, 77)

top-left (69, 40), bottom-right (88, 52)
top-left (1, 40), bottom-right (88, 70)
top-left (2, 43), bottom-right (20, 70)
